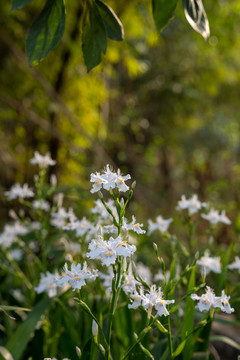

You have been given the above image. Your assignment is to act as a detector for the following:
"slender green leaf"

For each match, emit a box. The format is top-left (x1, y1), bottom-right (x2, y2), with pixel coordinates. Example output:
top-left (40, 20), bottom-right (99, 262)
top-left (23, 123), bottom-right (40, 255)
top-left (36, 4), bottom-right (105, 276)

top-left (26, 0), bottom-right (65, 65)
top-left (152, 0), bottom-right (178, 32)
top-left (181, 266), bottom-right (196, 360)
top-left (173, 339), bottom-right (186, 358)
top-left (183, 0), bottom-right (210, 40)
top-left (0, 305), bottom-right (31, 312)
top-left (6, 297), bottom-right (51, 360)
top-left (82, 1), bottom-right (107, 71)
top-left (218, 242), bottom-right (233, 292)
top-left (80, 338), bottom-right (92, 360)
top-left (95, 0), bottom-right (124, 41)
top-left (210, 335), bottom-right (240, 351)
top-left (11, 0), bottom-right (34, 10)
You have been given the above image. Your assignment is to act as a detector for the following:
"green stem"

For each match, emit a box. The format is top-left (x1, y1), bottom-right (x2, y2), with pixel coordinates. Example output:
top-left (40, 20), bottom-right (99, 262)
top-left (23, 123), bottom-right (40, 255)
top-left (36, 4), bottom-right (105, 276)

top-left (167, 315), bottom-right (173, 359)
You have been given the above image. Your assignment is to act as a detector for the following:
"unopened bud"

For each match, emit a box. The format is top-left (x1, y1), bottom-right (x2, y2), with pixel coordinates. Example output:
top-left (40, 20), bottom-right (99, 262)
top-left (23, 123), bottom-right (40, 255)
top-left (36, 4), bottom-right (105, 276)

top-left (76, 346), bottom-right (81, 357)
top-left (92, 320), bottom-right (98, 338)
top-left (98, 191), bottom-right (103, 200)
top-left (131, 181), bottom-right (136, 190)
top-left (99, 344), bottom-right (105, 354)
top-left (153, 242), bottom-right (158, 254)
top-left (50, 174), bottom-right (57, 186)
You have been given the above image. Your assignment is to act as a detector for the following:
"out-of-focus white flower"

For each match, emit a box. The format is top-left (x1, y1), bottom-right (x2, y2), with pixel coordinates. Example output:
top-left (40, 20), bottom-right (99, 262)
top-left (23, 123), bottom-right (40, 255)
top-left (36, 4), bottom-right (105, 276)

top-left (197, 252), bottom-right (221, 275)
top-left (9, 248), bottom-right (24, 261)
top-left (128, 289), bottom-right (144, 309)
top-left (0, 222), bottom-right (29, 249)
top-left (228, 256), bottom-right (240, 273)
top-left (176, 194), bottom-right (207, 215)
top-left (99, 268), bottom-right (114, 292)
top-left (91, 199), bottom-right (116, 219)
top-left (56, 262), bottom-right (98, 291)
top-left (51, 207), bottom-right (75, 229)
top-left (5, 183), bottom-right (34, 200)
top-left (64, 217), bottom-right (92, 237)
top-left (201, 209), bottom-right (231, 225)
top-left (104, 216), bottom-right (145, 235)
top-left (30, 151), bottom-right (56, 168)
top-left (35, 272), bottom-right (58, 298)
top-left (90, 164), bottom-right (131, 193)
top-left (32, 200), bottom-right (50, 212)
top-left (136, 262), bottom-right (152, 284)
top-left (148, 216), bottom-right (172, 235)
top-left (191, 286), bottom-right (234, 313)
top-left (122, 274), bottom-right (141, 295)
top-left (87, 235), bottom-right (136, 266)
top-left (154, 270), bottom-right (170, 283)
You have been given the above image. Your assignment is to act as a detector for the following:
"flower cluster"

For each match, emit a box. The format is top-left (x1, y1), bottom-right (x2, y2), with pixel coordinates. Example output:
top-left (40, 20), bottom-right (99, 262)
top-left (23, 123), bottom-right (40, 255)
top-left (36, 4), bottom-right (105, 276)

top-left (148, 215), bottom-right (172, 235)
top-left (201, 209), bottom-right (231, 225)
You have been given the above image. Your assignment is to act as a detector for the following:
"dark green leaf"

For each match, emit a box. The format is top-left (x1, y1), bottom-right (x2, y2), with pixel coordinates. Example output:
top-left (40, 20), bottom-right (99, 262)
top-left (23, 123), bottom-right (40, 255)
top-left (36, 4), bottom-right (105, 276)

top-left (26, 0), bottom-right (65, 65)
top-left (80, 338), bottom-right (92, 360)
top-left (152, 0), bottom-right (178, 32)
top-left (6, 297), bottom-right (51, 360)
top-left (11, 0), bottom-right (34, 10)
top-left (183, 0), bottom-right (210, 40)
top-left (82, 1), bottom-right (107, 71)
top-left (95, 0), bottom-right (124, 41)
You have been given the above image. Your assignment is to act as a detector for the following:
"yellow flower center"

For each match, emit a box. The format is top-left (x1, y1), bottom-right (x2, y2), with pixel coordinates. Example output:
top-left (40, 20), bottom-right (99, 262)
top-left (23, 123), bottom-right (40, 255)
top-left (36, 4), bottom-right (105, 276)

top-left (106, 251), bottom-right (111, 256)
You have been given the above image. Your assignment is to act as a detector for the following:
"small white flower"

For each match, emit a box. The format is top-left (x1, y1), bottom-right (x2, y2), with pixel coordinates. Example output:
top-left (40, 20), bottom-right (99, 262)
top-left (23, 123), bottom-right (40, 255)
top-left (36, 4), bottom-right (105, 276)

top-left (87, 235), bottom-right (136, 266)
top-left (32, 200), bottom-right (50, 212)
top-left (56, 262), bottom-right (98, 291)
top-left (64, 216), bottom-right (91, 237)
top-left (128, 289), bottom-right (143, 309)
top-left (191, 286), bottom-right (234, 314)
top-left (35, 272), bottom-right (58, 298)
top-left (148, 216), bottom-right (172, 235)
top-left (9, 249), bottom-right (24, 261)
top-left (30, 151), bottom-right (56, 168)
top-left (90, 164), bottom-right (131, 193)
top-left (5, 183), bottom-right (34, 200)
top-left (176, 194), bottom-right (207, 215)
top-left (201, 209), bottom-right (231, 225)
top-left (228, 256), bottom-right (240, 273)
top-left (0, 222), bottom-right (29, 249)
top-left (197, 252), bottom-right (221, 275)
top-left (51, 207), bottom-right (75, 229)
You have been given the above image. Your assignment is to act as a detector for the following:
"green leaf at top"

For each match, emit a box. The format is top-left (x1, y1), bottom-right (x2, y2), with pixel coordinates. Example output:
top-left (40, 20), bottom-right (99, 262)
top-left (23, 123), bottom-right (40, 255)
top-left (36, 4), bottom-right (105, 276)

top-left (82, 2), bottom-right (107, 72)
top-left (95, 0), bottom-right (124, 41)
top-left (11, 0), bottom-right (34, 10)
top-left (152, 0), bottom-right (178, 33)
top-left (26, 0), bottom-right (65, 65)
top-left (183, 0), bottom-right (210, 40)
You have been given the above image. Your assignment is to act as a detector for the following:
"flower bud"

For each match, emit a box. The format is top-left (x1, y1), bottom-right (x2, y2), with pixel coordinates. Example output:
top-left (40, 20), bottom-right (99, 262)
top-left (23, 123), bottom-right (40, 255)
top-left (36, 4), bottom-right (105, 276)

top-left (92, 320), bottom-right (98, 338)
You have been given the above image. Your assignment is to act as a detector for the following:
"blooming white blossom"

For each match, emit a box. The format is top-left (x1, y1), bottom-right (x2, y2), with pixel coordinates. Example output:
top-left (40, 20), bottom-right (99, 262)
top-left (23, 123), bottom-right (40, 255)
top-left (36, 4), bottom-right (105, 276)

top-left (30, 151), bottom-right (56, 168)
top-left (32, 200), bottom-right (50, 212)
top-left (176, 194), bottom-right (207, 215)
top-left (197, 252), bottom-right (221, 275)
top-left (148, 216), bottom-right (172, 235)
top-left (5, 183), bottom-right (34, 200)
top-left (90, 164), bottom-right (131, 193)
top-left (87, 235), bottom-right (136, 266)
top-left (56, 262), bottom-right (98, 291)
top-left (191, 286), bottom-right (234, 314)
top-left (201, 209), bottom-right (231, 225)
top-left (128, 285), bottom-right (175, 316)
top-left (35, 272), bottom-right (58, 298)
top-left (228, 256), bottom-right (240, 273)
